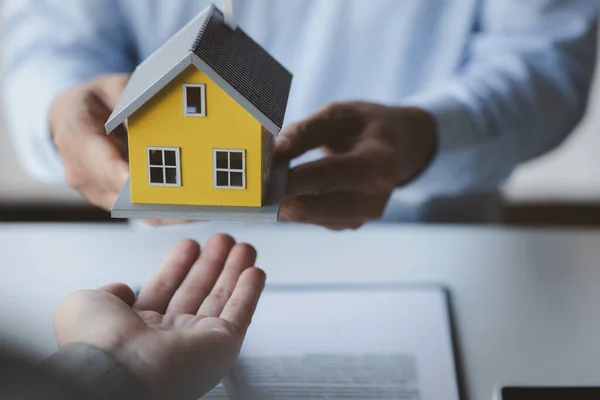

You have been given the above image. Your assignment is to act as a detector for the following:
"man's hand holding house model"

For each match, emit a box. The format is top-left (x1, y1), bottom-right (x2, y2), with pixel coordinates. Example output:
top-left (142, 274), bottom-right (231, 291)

top-left (48, 5), bottom-right (437, 230)
top-left (21, 0), bottom-right (591, 229)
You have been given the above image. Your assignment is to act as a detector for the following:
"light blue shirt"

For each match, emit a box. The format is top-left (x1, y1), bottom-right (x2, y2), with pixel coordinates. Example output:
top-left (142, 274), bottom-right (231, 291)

top-left (2, 0), bottom-right (598, 221)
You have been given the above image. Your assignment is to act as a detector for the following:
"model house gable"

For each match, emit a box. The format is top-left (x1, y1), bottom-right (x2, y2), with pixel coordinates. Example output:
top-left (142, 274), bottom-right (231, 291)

top-left (105, 4), bottom-right (292, 138)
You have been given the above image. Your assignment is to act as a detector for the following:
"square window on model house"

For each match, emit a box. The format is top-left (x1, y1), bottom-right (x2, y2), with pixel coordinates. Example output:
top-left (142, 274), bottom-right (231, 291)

top-left (148, 147), bottom-right (181, 187)
top-left (183, 84), bottom-right (206, 116)
top-left (213, 149), bottom-right (245, 189)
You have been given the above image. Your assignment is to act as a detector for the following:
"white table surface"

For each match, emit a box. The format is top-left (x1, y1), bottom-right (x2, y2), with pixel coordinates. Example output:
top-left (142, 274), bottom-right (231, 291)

top-left (1, 222), bottom-right (600, 400)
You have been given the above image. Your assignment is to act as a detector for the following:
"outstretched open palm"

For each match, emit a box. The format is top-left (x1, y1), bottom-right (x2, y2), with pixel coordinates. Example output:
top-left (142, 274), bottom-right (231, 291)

top-left (54, 235), bottom-right (266, 399)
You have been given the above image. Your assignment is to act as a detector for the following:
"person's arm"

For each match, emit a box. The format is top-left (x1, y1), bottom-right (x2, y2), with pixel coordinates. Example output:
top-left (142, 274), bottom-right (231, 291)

top-left (1, 0), bottom-right (137, 184)
top-left (403, 0), bottom-right (598, 195)
top-left (2, 237), bottom-right (265, 400)
top-left (275, 0), bottom-right (597, 230)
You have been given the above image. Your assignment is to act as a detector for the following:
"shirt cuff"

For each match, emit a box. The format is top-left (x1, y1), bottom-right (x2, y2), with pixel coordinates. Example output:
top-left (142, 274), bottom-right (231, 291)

top-left (42, 343), bottom-right (155, 400)
top-left (399, 89), bottom-right (479, 196)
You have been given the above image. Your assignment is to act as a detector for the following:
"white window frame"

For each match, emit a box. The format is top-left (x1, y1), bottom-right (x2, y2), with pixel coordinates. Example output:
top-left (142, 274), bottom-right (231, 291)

top-left (183, 84), bottom-right (206, 117)
top-left (213, 149), bottom-right (246, 190)
top-left (147, 147), bottom-right (182, 187)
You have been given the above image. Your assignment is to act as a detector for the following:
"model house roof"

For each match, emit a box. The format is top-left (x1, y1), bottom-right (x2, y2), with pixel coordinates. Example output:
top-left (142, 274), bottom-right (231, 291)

top-left (105, 5), bottom-right (292, 136)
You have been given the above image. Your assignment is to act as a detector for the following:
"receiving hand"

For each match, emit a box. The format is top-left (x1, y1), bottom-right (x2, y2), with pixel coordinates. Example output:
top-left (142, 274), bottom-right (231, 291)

top-left (275, 102), bottom-right (437, 230)
top-left (53, 235), bottom-right (266, 399)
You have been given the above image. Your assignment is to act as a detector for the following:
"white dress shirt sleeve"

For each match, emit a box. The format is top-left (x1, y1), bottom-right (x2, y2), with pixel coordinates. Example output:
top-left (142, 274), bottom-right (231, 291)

top-left (402, 0), bottom-right (598, 197)
top-left (1, 0), bottom-right (136, 184)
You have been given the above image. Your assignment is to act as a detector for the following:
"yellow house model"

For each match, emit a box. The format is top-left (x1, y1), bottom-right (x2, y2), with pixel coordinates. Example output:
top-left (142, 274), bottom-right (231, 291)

top-left (105, 5), bottom-right (292, 222)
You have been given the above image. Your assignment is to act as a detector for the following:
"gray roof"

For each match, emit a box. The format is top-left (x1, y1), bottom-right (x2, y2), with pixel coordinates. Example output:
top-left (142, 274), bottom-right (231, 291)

top-left (105, 5), bottom-right (292, 136)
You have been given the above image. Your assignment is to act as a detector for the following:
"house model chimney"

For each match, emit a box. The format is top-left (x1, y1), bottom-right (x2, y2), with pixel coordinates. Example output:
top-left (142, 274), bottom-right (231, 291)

top-left (223, 0), bottom-right (237, 30)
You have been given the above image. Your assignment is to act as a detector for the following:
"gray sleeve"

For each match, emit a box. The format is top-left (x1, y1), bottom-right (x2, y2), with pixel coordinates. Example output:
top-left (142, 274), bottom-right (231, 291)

top-left (42, 343), bottom-right (156, 400)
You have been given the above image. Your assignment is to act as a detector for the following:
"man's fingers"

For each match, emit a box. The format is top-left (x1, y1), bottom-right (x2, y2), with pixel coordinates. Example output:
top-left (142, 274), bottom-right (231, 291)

top-left (78, 184), bottom-right (119, 212)
top-left (279, 192), bottom-right (389, 228)
top-left (95, 74), bottom-right (130, 109)
top-left (286, 154), bottom-right (384, 197)
top-left (77, 96), bottom-right (129, 202)
top-left (98, 283), bottom-right (136, 306)
top-left (79, 152), bottom-right (127, 212)
top-left (220, 268), bottom-right (266, 336)
top-left (275, 102), bottom-right (363, 160)
top-left (197, 243), bottom-right (257, 317)
top-left (279, 212), bottom-right (365, 231)
top-left (109, 124), bottom-right (130, 161)
top-left (134, 240), bottom-right (201, 313)
top-left (141, 219), bottom-right (197, 226)
top-left (96, 75), bottom-right (130, 166)
top-left (166, 234), bottom-right (236, 315)
top-left (87, 134), bottom-right (130, 194)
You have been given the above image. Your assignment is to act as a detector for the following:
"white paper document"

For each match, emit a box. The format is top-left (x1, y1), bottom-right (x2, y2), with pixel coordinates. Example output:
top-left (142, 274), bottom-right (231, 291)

top-left (203, 287), bottom-right (459, 400)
